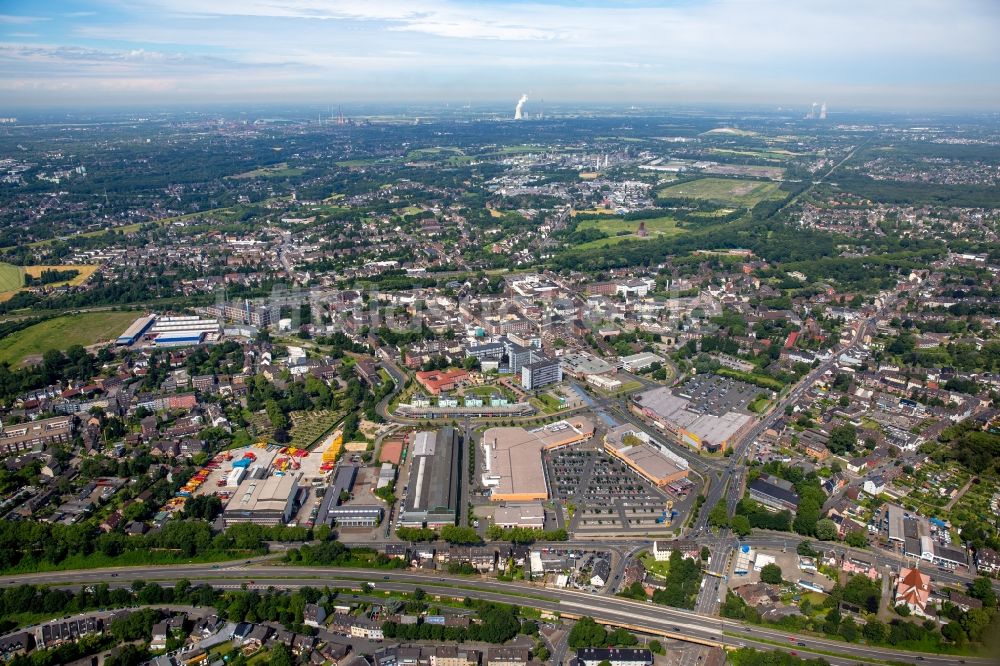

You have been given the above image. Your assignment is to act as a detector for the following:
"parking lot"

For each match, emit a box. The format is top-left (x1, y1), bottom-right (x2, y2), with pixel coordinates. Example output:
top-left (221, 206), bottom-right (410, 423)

top-left (675, 374), bottom-right (759, 416)
top-left (544, 446), bottom-right (678, 534)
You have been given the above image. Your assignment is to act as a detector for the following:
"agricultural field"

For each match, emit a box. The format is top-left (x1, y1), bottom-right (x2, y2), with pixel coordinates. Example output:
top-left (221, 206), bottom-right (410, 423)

top-left (657, 177), bottom-right (784, 207)
top-left (0, 311), bottom-right (140, 366)
top-left (0, 263), bottom-right (22, 292)
top-left (0, 264), bottom-right (100, 302)
top-left (23, 264), bottom-right (98, 287)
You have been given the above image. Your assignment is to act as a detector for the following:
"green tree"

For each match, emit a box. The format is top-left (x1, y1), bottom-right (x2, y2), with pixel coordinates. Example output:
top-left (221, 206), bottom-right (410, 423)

top-left (815, 518), bottom-right (839, 541)
top-left (845, 530), bottom-right (868, 548)
top-left (269, 642), bottom-right (294, 666)
top-left (567, 617), bottom-right (607, 648)
top-left (827, 424), bottom-right (857, 455)
top-left (707, 501), bottom-right (729, 529)
top-left (970, 576), bottom-right (998, 608)
top-left (863, 619), bottom-right (887, 644)
top-left (730, 514), bottom-right (752, 537)
top-left (759, 563), bottom-right (783, 585)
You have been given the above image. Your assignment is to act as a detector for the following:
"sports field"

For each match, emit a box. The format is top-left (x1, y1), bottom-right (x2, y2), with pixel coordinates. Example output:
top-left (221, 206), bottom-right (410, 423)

top-left (0, 311), bottom-right (139, 366)
top-left (657, 177), bottom-right (783, 207)
top-left (0, 264), bottom-right (23, 292)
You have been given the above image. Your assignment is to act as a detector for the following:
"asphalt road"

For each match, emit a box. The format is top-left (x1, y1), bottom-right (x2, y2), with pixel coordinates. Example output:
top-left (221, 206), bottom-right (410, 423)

top-left (1, 564), bottom-right (990, 666)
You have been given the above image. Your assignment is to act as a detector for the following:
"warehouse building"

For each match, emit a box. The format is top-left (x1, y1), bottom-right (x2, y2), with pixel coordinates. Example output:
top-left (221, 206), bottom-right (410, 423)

top-left (399, 428), bottom-right (460, 528)
top-left (603, 425), bottom-right (689, 487)
top-left (223, 473), bottom-right (300, 526)
top-left (493, 502), bottom-right (545, 529)
top-left (115, 314), bottom-right (156, 346)
top-left (619, 352), bottom-right (664, 373)
top-left (482, 417), bottom-right (595, 502)
top-left (148, 316), bottom-right (222, 347)
top-left (314, 465), bottom-right (384, 528)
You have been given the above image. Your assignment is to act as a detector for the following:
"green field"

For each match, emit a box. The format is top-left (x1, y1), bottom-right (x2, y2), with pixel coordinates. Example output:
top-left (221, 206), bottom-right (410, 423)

top-left (0, 311), bottom-right (139, 366)
top-left (708, 148), bottom-right (810, 161)
top-left (576, 215), bottom-right (685, 248)
top-left (0, 263), bottom-right (23, 292)
top-left (228, 162), bottom-right (305, 179)
top-left (657, 177), bottom-right (784, 206)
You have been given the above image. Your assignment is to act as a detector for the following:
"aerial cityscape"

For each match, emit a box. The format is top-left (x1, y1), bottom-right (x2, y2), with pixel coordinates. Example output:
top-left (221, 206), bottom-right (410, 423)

top-left (0, 2), bottom-right (998, 666)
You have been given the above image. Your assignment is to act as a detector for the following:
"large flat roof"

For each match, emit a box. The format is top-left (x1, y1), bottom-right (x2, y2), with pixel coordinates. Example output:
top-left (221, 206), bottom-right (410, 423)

top-left (483, 417), bottom-right (594, 501)
top-left (226, 473), bottom-right (298, 513)
top-left (117, 314), bottom-right (156, 341)
top-left (403, 428), bottom-right (459, 517)
top-left (636, 384), bottom-right (753, 446)
top-left (559, 351), bottom-right (614, 375)
top-left (608, 442), bottom-right (686, 484)
top-left (482, 427), bottom-right (549, 500)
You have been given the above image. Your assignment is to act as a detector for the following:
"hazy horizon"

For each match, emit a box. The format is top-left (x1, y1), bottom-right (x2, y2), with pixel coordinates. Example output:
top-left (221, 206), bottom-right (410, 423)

top-left (1, 0), bottom-right (999, 111)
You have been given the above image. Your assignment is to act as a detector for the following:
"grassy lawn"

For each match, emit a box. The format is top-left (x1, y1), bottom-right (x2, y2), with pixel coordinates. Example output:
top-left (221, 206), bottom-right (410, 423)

top-left (0, 311), bottom-right (140, 366)
top-left (578, 215), bottom-right (682, 236)
top-left (0, 263), bottom-right (23, 291)
top-left (533, 392), bottom-right (564, 413)
top-left (640, 552), bottom-right (671, 578)
top-left (576, 215), bottom-right (686, 249)
top-left (657, 177), bottom-right (783, 207)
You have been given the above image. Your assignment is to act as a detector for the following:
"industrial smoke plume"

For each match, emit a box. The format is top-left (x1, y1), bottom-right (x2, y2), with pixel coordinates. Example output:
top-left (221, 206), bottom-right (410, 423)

top-left (514, 94), bottom-right (528, 120)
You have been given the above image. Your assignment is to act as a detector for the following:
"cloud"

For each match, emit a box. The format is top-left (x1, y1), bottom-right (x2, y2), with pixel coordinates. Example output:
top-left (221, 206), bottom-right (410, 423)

top-left (0, 14), bottom-right (49, 25)
top-left (5, 0), bottom-right (1000, 107)
top-left (0, 42), bottom-right (298, 80)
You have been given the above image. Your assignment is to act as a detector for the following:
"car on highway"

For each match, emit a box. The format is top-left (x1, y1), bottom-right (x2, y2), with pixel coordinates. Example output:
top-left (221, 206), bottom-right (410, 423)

top-left (796, 642), bottom-right (805, 646)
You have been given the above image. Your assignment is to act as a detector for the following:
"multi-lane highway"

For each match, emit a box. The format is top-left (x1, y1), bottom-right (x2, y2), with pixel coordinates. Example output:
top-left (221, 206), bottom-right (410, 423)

top-left (1, 563), bottom-right (989, 666)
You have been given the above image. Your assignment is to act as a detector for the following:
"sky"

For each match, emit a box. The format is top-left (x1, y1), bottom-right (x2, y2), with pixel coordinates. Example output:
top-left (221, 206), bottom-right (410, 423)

top-left (1, 0), bottom-right (999, 111)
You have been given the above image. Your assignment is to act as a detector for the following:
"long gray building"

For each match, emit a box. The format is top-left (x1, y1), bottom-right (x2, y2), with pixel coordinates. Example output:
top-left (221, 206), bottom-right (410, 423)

top-left (399, 427), bottom-right (461, 528)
